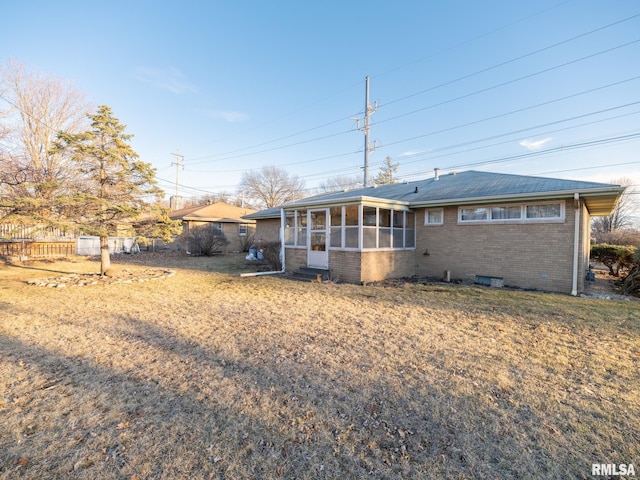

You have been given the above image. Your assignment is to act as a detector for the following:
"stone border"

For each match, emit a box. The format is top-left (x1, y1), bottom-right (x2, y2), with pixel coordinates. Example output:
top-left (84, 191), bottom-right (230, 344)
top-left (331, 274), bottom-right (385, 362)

top-left (26, 268), bottom-right (176, 288)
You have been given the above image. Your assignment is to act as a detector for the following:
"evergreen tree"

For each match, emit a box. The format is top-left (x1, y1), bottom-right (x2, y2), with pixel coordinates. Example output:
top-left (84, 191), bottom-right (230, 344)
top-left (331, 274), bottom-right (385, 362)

top-left (375, 156), bottom-right (399, 185)
top-left (52, 105), bottom-right (180, 274)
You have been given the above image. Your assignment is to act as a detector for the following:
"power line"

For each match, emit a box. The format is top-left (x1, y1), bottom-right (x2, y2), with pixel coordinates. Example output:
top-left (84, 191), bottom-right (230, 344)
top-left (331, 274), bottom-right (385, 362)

top-left (380, 11), bottom-right (640, 108)
top-left (175, 14), bottom-right (640, 167)
top-left (400, 132), bottom-right (640, 180)
top-left (162, 131), bottom-right (640, 195)
top-left (378, 77), bottom-right (640, 152)
top-left (375, 38), bottom-right (640, 127)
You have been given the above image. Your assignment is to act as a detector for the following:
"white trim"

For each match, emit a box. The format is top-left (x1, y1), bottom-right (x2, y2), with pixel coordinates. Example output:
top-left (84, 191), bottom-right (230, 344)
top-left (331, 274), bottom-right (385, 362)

top-left (424, 208), bottom-right (444, 225)
top-left (571, 194), bottom-right (580, 296)
top-left (458, 201), bottom-right (565, 224)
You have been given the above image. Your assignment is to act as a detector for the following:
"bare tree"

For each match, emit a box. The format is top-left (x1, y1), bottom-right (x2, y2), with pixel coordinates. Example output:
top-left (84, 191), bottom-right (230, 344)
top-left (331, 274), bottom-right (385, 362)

top-left (316, 175), bottom-right (361, 193)
top-left (592, 177), bottom-right (638, 242)
top-left (0, 61), bottom-right (91, 202)
top-left (239, 165), bottom-right (305, 208)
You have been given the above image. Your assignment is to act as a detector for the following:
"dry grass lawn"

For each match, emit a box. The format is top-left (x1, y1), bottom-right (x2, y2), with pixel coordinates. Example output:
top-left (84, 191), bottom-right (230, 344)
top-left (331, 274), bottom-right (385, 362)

top-left (1, 253), bottom-right (639, 479)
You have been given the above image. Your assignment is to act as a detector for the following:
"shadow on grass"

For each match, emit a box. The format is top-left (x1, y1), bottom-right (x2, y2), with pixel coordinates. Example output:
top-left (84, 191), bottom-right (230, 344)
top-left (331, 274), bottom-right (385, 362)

top-left (3, 305), bottom-right (630, 480)
top-left (1, 262), bottom-right (87, 275)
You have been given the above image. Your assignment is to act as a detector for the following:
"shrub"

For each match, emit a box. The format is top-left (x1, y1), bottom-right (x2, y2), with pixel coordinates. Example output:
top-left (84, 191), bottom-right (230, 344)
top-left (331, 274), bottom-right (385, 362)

top-left (590, 244), bottom-right (638, 276)
top-left (187, 225), bottom-right (230, 256)
top-left (238, 232), bottom-right (255, 253)
top-left (258, 241), bottom-right (282, 271)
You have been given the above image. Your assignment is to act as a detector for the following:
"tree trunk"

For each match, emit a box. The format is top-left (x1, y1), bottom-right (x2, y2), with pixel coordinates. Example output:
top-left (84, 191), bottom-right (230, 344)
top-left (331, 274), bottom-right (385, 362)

top-left (100, 235), bottom-right (111, 275)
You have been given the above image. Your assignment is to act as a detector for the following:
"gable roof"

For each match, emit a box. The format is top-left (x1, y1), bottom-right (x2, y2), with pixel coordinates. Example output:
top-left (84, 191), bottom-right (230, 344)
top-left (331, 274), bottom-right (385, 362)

top-left (245, 171), bottom-right (624, 218)
top-left (169, 202), bottom-right (257, 224)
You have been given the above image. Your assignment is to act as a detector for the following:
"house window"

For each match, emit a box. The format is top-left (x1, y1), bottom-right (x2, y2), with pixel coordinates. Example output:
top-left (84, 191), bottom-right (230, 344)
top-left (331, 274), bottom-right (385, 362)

top-left (360, 205), bottom-right (414, 250)
top-left (363, 206), bottom-right (377, 249)
top-left (425, 208), bottom-right (443, 225)
top-left (296, 210), bottom-right (307, 246)
top-left (460, 207), bottom-right (488, 222)
top-left (330, 206), bottom-right (342, 248)
top-left (405, 212), bottom-right (415, 247)
top-left (379, 208), bottom-right (392, 248)
top-left (526, 203), bottom-right (562, 219)
top-left (392, 210), bottom-right (404, 248)
top-left (284, 211), bottom-right (295, 245)
top-left (287, 204), bottom-right (414, 252)
top-left (344, 205), bottom-right (359, 249)
top-left (238, 224), bottom-right (249, 236)
top-left (491, 206), bottom-right (521, 220)
top-left (458, 202), bottom-right (564, 223)
top-left (284, 210), bottom-right (307, 247)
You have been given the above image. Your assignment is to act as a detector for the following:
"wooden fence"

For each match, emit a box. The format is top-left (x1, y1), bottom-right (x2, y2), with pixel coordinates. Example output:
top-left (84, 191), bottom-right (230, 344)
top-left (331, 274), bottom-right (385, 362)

top-left (0, 241), bottom-right (76, 258)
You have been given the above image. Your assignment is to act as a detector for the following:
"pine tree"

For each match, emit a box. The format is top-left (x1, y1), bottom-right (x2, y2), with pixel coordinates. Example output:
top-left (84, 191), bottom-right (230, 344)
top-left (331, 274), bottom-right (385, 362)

top-left (53, 105), bottom-right (180, 274)
top-left (375, 156), bottom-right (399, 185)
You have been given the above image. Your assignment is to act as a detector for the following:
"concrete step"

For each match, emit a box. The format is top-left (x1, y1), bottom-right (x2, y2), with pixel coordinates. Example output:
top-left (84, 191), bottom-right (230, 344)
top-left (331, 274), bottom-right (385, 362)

top-left (289, 267), bottom-right (330, 282)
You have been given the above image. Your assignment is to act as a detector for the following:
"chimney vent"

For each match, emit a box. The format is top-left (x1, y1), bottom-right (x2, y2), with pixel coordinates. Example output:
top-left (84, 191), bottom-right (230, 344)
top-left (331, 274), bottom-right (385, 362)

top-left (434, 168), bottom-right (440, 181)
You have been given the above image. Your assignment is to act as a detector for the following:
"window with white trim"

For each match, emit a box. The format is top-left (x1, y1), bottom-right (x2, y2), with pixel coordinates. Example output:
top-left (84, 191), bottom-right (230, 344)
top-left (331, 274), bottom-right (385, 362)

top-left (238, 224), bottom-right (249, 236)
top-left (526, 203), bottom-right (562, 219)
top-left (458, 201), bottom-right (564, 223)
top-left (283, 210), bottom-right (307, 246)
top-left (425, 208), bottom-right (444, 225)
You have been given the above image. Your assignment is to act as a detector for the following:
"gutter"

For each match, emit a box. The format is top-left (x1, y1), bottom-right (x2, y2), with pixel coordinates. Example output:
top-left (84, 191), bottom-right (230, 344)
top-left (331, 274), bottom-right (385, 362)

top-left (571, 193), bottom-right (580, 296)
top-left (240, 208), bottom-right (286, 278)
top-left (410, 186), bottom-right (624, 209)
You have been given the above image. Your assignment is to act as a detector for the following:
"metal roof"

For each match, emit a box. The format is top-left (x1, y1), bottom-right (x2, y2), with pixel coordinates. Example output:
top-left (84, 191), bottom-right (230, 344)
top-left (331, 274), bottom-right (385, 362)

top-left (244, 171), bottom-right (624, 218)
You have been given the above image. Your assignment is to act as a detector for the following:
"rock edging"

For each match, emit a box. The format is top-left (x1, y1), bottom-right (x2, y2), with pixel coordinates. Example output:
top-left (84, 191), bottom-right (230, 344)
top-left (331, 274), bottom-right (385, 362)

top-left (26, 268), bottom-right (176, 288)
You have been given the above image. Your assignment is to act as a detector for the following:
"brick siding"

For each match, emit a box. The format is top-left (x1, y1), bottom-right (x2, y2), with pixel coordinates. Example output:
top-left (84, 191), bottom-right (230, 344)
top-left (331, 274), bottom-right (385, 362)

top-left (415, 202), bottom-right (588, 294)
top-left (273, 199), bottom-right (591, 294)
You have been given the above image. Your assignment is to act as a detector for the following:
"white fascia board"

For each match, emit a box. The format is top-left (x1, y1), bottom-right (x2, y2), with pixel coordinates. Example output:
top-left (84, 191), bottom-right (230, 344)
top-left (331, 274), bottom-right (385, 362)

top-left (282, 195), bottom-right (411, 210)
top-left (409, 187), bottom-right (624, 209)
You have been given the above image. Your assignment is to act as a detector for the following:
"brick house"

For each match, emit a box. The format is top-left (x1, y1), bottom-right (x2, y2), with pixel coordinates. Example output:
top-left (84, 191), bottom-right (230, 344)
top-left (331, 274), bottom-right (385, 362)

top-left (169, 202), bottom-right (256, 253)
top-left (243, 171), bottom-right (624, 295)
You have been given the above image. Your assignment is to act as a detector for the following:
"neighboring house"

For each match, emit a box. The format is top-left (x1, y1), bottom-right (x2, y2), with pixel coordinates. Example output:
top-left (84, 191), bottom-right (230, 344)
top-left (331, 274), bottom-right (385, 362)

top-left (243, 170), bottom-right (625, 295)
top-left (169, 202), bottom-right (256, 253)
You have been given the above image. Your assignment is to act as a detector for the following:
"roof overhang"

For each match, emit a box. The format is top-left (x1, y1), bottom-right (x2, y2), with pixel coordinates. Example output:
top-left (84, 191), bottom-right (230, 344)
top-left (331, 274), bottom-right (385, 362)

top-left (180, 216), bottom-right (255, 224)
top-left (282, 195), bottom-right (411, 210)
top-left (410, 187), bottom-right (625, 216)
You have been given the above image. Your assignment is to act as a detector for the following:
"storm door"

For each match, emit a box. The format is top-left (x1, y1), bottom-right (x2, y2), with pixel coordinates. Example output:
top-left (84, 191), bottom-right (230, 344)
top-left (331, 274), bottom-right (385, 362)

top-left (307, 208), bottom-right (329, 269)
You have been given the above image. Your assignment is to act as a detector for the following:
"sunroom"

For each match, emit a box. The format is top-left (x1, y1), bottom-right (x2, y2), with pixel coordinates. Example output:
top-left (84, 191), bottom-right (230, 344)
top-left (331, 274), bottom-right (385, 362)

top-left (282, 200), bottom-right (416, 283)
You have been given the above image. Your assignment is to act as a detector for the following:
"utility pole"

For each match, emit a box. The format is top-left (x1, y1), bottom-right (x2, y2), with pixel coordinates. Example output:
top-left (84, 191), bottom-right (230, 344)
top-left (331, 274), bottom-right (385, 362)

top-left (171, 150), bottom-right (184, 199)
top-left (353, 76), bottom-right (377, 187)
top-left (170, 150), bottom-right (184, 210)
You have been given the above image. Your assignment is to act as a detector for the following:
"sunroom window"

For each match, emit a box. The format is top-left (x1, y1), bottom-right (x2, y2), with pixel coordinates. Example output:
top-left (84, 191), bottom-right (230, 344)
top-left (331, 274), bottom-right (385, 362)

top-left (379, 208), bottom-right (392, 248)
top-left (363, 206), bottom-right (377, 248)
top-left (344, 205), bottom-right (359, 248)
top-left (330, 206), bottom-right (342, 248)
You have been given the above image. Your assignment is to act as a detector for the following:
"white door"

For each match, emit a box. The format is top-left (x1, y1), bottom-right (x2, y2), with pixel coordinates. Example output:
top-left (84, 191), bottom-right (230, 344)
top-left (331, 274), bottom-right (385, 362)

top-left (307, 209), bottom-right (329, 269)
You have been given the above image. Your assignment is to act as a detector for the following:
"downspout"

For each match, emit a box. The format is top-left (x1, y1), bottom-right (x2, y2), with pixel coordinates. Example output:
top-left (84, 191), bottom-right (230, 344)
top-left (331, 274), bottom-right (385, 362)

top-left (571, 193), bottom-right (580, 296)
top-left (240, 208), bottom-right (286, 277)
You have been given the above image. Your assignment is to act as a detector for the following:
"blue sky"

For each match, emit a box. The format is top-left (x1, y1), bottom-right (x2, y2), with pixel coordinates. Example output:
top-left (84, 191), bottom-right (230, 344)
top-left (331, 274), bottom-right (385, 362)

top-left (2, 1), bottom-right (639, 201)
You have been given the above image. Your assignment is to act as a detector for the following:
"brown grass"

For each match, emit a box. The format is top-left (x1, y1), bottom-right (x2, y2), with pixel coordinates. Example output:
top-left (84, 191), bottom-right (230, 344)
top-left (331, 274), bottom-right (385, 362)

top-left (1, 253), bottom-right (639, 479)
